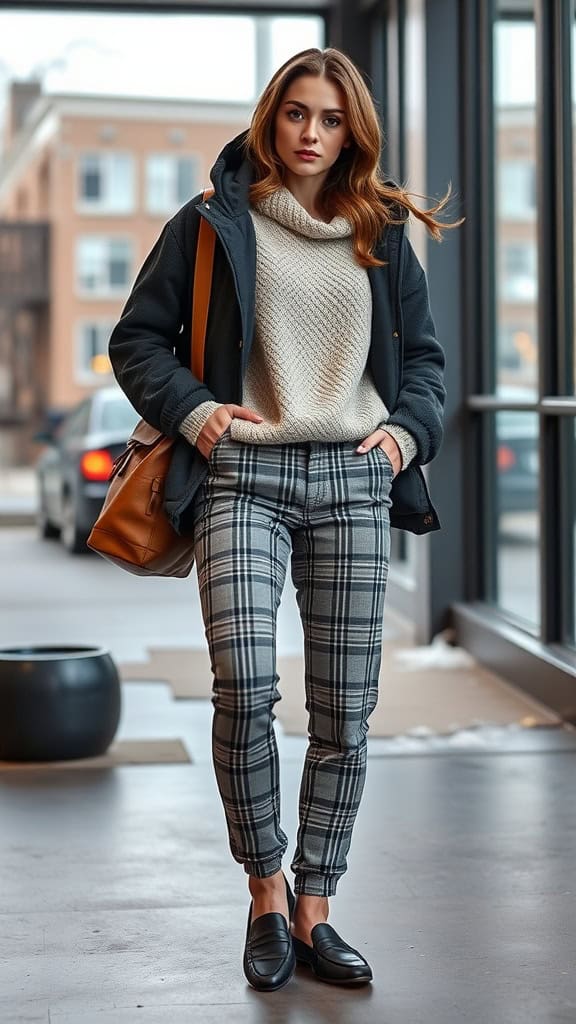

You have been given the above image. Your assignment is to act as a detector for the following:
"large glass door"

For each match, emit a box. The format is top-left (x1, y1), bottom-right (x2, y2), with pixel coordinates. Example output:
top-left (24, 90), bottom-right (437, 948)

top-left (468, 0), bottom-right (576, 661)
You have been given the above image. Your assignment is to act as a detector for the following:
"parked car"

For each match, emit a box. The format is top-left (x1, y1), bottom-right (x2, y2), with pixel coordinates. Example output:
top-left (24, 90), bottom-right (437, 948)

top-left (35, 387), bottom-right (141, 553)
top-left (493, 387), bottom-right (538, 515)
top-left (496, 408), bottom-right (538, 514)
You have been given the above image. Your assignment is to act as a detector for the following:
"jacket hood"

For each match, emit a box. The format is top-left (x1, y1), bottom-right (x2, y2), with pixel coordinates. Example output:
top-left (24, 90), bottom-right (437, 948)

top-left (208, 128), bottom-right (256, 217)
top-left (208, 128), bottom-right (406, 222)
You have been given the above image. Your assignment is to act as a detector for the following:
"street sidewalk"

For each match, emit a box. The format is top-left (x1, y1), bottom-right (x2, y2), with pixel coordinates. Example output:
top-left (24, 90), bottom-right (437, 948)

top-left (0, 466), bottom-right (37, 525)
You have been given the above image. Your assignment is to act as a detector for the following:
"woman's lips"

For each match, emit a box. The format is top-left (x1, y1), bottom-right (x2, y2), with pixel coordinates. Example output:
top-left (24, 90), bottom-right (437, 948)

top-left (295, 152), bottom-right (320, 161)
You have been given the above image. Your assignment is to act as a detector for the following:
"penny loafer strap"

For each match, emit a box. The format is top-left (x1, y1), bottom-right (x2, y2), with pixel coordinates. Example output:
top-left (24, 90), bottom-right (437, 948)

top-left (311, 923), bottom-right (366, 963)
top-left (247, 912), bottom-right (292, 960)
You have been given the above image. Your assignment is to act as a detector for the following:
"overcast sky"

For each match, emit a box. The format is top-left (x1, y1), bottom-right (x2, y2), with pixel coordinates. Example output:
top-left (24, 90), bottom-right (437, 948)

top-left (0, 10), bottom-right (541, 105)
top-left (0, 8), bottom-right (323, 155)
top-left (0, 9), bottom-right (324, 96)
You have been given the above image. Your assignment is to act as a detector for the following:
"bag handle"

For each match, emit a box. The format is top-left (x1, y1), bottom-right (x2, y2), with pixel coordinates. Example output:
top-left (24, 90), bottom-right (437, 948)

top-left (191, 186), bottom-right (216, 380)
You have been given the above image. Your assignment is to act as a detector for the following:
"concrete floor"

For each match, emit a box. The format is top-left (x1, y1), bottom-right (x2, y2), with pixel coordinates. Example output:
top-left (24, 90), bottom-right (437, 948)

top-left (1, 679), bottom-right (576, 1024)
top-left (2, 528), bottom-right (576, 1021)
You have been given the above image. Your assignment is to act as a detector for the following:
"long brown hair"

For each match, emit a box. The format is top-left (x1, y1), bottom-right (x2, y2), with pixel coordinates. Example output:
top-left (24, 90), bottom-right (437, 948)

top-left (241, 47), bottom-right (465, 269)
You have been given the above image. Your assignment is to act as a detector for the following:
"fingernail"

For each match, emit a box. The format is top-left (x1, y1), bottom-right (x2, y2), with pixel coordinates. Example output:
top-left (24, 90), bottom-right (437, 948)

top-left (357, 446), bottom-right (366, 452)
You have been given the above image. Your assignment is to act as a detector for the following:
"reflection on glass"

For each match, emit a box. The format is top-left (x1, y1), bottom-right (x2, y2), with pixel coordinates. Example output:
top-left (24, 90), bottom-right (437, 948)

top-left (569, 20), bottom-right (573, 395)
top-left (494, 15), bottom-right (538, 398)
top-left (569, 417), bottom-right (573, 647)
top-left (492, 411), bottom-right (540, 627)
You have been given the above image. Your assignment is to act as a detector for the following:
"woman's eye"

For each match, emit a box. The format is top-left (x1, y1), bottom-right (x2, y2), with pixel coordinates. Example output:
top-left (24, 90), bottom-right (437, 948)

top-left (287, 110), bottom-right (341, 128)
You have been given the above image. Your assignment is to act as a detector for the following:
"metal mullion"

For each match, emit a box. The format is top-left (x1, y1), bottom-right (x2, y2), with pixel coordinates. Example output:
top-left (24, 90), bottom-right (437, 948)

top-left (462, 0), bottom-right (496, 603)
top-left (382, 0), bottom-right (401, 182)
top-left (541, 398), bottom-right (576, 413)
top-left (554, 0), bottom-right (575, 395)
top-left (368, 1), bottom-right (386, 116)
top-left (557, 0), bottom-right (576, 643)
top-left (482, 0), bottom-right (497, 401)
top-left (397, 0), bottom-right (406, 180)
top-left (482, 0), bottom-right (499, 606)
top-left (467, 396), bottom-right (576, 413)
top-left (534, 0), bottom-right (564, 644)
top-left (467, 396), bottom-right (538, 411)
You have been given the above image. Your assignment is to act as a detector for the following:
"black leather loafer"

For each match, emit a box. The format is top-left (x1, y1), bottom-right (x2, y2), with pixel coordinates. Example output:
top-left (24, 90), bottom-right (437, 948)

top-left (292, 922), bottom-right (373, 985)
top-left (243, 873), bottom-right (296, 991)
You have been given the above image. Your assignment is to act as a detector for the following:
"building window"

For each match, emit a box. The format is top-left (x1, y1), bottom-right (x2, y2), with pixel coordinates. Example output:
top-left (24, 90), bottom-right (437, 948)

top-left (16, 188), bottom-right (28, 217)
top-left (145, 154), bottom-right (199, 214)
top-left (77, 153), bottom-right (135, 213)
top-left (498, 160), bottom-right (536, 220)
top-left (76, 237), bottom-right (133, 296)
top-left (75, 322), bottom-right (115, 383)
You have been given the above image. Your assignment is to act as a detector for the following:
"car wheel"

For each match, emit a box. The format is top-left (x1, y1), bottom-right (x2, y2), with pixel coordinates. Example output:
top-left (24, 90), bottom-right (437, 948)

top-left (61, 492), bottom-right (88, 555)
top-left (37, 491), bottom-right (61, 540)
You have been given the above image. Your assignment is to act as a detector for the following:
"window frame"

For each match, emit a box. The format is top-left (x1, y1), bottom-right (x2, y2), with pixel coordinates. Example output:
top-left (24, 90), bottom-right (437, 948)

top-left (74, 319), bottom-right (117, 386)
top-left (144, 152), bottom-right (201, 215)
top-left (75, 235), bottom-right (134, 298)
top-left (76, 151), bottom-right (136, 215)
top-left (461, 0), bottom-right (576, 651)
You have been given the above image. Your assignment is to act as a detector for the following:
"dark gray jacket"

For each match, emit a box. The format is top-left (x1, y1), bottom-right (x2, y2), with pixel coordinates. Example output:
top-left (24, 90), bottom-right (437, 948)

top-left (108, 128), bottom-right (446, 535)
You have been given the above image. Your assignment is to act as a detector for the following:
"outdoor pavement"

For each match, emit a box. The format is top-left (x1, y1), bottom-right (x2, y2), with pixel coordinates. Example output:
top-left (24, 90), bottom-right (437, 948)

top-left (0, 466), bottom-right (36, 525)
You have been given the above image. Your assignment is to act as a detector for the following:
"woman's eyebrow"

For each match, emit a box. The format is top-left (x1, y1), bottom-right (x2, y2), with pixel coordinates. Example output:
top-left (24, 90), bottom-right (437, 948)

top-left (283, 100), bottom-right (346, 115)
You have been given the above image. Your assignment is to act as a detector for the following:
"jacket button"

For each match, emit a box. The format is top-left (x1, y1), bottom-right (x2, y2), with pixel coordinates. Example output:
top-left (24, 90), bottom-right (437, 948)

top-left (392, 330), bottom-right (399, 338)
top-left (423, 514), bottom-right (433, 525)
top-left (238, 338), bottom-right (243, 348)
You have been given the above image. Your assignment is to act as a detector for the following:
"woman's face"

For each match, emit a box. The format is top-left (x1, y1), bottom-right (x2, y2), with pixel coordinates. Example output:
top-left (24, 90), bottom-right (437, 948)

top-left (274, 74), bottom-right (351, 181)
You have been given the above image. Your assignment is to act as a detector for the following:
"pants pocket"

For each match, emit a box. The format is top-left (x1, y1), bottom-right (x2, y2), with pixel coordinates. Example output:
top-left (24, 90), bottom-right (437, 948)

top-left (208, 423), bottom-right (232, 459)
top-left (374, 443), bottom-right (395, 475)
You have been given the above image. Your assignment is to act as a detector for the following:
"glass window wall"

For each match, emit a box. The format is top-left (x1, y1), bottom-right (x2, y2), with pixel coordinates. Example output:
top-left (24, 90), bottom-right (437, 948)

top-left (488, 410), bottom-right (540, 628)
top-left (494, 12), bottom-right (538, 400)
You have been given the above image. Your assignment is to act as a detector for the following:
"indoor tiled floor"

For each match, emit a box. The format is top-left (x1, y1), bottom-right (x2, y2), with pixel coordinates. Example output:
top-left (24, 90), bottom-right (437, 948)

top-left (1, 680), bottom-right (575, 1024)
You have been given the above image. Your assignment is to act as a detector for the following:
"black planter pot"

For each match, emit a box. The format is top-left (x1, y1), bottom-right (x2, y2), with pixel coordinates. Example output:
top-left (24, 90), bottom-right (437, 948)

top-left (0, 645), bottom-right (121, 762)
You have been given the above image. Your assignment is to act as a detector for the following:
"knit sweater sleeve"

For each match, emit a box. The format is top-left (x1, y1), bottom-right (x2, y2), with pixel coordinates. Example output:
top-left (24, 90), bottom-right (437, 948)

top-left (179, 401), bottom-right (225, 445)
top-left (377, 422), bottom-right (419, 470)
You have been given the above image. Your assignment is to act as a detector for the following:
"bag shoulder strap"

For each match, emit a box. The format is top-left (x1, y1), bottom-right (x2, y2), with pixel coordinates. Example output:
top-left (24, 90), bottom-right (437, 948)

top-left (191, 186), bottom-right (216, 380)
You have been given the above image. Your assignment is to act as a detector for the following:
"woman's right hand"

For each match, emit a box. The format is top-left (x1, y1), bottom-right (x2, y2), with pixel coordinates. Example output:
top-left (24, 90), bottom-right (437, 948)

top-left (196, 404), bottom-right (264, 460)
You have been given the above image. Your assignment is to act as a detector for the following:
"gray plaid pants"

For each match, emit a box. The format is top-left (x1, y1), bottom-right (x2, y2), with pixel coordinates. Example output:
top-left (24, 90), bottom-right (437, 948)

top-left (191, 429), bottom-right (393, 896)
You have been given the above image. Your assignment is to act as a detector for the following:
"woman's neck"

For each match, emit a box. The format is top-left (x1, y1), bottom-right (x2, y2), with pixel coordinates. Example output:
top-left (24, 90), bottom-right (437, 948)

top-left (281, 173), bottom-right (330, 222)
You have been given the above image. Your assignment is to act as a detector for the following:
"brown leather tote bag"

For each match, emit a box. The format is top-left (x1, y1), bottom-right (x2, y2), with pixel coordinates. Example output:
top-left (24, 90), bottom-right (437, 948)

top-left (87, 187), bottom-right (216, 577)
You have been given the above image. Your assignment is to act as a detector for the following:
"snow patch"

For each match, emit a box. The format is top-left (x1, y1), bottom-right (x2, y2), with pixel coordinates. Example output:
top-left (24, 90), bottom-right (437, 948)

top-left (392, 628), bottom-right (477, 670)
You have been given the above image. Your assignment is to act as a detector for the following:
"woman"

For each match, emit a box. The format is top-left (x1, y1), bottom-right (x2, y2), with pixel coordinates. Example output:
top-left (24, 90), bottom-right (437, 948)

top-left (108, 47), bottom-right (462, 992)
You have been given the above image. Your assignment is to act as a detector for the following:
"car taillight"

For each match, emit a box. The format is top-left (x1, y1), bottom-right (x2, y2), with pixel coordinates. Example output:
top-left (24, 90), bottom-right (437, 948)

top-left (80, 449), bottom-right (114, 481)
top-left (497, 445), bottom-right (516, 471)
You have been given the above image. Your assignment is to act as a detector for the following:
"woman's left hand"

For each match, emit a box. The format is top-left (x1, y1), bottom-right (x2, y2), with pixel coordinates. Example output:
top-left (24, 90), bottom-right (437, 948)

top-left (356, 431), bottom-right (402, 478)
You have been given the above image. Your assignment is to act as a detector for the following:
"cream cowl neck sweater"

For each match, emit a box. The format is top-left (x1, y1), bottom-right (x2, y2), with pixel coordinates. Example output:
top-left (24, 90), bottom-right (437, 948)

top-left (179, 185), bottom-right (418, 468)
